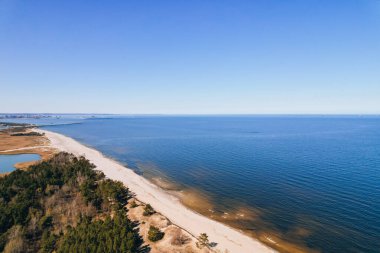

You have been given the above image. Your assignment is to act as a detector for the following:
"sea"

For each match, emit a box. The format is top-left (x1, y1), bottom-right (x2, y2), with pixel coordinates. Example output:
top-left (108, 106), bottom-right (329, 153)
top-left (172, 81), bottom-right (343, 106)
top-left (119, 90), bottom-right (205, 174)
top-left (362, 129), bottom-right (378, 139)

top-left (6, 115), bottom-right (380, 252)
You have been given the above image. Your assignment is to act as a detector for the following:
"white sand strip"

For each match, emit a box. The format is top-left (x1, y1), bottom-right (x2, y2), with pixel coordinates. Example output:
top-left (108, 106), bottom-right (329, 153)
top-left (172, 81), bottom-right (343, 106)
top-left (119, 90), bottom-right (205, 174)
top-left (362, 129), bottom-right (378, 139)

top-left (38, 129), bottom-right (276, 253)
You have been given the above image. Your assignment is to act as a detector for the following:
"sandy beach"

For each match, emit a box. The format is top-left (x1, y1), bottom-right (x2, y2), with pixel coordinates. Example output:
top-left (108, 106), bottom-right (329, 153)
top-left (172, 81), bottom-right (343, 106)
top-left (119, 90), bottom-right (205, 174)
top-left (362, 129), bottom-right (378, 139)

top-left (37, 128), bottom-right (276, 253)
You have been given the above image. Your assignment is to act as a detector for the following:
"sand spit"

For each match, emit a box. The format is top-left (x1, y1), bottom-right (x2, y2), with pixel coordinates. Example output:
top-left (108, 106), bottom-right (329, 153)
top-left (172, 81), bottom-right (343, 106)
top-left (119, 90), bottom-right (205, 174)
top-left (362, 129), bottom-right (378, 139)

top-left (0, 128), bottom-right (55, 172)
top-left (37, 129), bottom-right (276, 253)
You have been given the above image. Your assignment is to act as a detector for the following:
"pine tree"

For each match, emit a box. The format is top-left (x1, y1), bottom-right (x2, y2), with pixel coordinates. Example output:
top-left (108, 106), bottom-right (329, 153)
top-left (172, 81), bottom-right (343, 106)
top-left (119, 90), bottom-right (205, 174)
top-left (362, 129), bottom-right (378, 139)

top-left (196, 233), bottom-right (209, 249)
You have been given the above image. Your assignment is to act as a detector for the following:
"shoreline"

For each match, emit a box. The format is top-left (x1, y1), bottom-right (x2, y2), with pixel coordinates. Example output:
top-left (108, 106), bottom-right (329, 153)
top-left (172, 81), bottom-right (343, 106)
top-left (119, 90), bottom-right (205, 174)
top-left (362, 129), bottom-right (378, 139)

top-left (0, 128), bottom-right (55, 174)
top-left (37, 128), bottom-right (276, 253)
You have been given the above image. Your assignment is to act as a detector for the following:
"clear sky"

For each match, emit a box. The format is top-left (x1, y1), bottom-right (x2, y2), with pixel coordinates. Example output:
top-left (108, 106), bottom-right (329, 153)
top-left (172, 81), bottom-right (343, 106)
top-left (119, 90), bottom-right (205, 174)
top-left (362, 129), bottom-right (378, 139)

top-left (1, 0), bottom-right (379, 114)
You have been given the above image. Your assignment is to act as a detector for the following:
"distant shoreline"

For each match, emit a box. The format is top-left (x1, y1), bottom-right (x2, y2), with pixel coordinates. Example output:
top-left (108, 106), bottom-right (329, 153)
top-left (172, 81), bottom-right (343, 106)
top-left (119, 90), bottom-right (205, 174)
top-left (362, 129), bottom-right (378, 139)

top-left (36, 128), bottom-right (276, 253)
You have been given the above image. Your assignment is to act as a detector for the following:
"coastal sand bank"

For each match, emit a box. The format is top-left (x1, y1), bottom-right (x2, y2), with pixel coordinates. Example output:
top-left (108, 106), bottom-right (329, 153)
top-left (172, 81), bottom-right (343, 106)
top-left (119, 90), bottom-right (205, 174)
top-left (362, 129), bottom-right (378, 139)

top-left (38, 129), bottom-right (276, 253)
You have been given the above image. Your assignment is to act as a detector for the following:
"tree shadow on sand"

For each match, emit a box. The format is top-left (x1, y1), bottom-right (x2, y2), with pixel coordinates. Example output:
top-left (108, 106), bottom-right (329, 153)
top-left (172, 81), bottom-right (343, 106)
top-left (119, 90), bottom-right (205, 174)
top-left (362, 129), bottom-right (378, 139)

top-left (132, 220), bottom-right (151, 253)
top-left (209, 242), bottom-right (218, 247)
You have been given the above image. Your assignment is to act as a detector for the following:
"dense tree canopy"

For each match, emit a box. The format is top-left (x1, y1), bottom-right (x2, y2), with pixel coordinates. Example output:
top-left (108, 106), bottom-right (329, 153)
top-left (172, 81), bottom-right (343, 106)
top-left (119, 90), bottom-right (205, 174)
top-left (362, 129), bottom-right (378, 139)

top-left (0, 152), bottom-right (143, 253)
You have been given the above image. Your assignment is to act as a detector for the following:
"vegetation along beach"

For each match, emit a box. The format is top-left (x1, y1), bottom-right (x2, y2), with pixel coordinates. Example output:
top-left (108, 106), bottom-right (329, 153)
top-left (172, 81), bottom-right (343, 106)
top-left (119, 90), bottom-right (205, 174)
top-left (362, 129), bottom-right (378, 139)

top-left (1, 0), bottom-right (379, 252)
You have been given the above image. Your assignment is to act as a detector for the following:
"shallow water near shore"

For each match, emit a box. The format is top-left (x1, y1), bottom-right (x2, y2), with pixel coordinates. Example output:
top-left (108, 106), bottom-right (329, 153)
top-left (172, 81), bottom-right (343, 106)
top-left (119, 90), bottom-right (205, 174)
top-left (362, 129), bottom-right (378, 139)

top-left (39, 116), bottom-right (380, 252)
top-left (0, 154), bottom-right (41, 173)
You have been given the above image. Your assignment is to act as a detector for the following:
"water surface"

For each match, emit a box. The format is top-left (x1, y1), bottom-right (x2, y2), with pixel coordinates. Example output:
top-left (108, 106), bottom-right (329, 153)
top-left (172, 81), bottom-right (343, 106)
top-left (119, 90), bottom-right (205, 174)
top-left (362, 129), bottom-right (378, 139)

top-left (0, 154), bottom-right (41, 173)
top-left (37, 116), bottom-right (380, 252)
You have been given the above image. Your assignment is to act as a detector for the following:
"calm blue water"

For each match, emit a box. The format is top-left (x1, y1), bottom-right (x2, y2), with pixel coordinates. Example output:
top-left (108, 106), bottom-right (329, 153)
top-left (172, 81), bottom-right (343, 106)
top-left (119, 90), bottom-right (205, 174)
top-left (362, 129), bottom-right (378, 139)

top-left (41, 116), bottom-right (380, 252)
top-left (0, 154), bottom-right (41, 173)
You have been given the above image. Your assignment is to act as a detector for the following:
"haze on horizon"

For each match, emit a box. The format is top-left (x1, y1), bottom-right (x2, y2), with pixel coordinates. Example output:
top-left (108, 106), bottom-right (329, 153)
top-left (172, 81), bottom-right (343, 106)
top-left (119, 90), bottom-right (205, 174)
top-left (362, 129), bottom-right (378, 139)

top-left (1, 0), bottom-right (379, 114)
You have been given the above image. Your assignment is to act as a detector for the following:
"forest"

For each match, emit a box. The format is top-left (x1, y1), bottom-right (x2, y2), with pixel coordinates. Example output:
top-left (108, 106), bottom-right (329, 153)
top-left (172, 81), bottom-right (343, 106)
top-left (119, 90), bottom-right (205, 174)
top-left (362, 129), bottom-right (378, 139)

top-left (0, 152), bottom-right (144, 253)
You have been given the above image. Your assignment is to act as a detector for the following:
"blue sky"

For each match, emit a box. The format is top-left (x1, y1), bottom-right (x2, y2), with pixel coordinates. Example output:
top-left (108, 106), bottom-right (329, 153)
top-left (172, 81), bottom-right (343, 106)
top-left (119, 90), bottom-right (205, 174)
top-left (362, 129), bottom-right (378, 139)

top-left (1, 0), bottom-right (379, 114)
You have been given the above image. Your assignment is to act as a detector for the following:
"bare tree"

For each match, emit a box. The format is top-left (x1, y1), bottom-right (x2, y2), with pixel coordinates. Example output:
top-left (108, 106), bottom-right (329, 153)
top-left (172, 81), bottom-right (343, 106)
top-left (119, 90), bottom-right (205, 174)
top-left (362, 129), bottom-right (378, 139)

top-left (170, 228), bottom-right (190, 246)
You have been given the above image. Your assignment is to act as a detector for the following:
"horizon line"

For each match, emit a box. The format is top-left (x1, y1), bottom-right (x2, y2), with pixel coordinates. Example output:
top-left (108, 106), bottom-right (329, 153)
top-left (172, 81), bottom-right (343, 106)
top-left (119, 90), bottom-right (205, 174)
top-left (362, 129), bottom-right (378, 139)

top-left (1, 113), bottom-right (380, 116)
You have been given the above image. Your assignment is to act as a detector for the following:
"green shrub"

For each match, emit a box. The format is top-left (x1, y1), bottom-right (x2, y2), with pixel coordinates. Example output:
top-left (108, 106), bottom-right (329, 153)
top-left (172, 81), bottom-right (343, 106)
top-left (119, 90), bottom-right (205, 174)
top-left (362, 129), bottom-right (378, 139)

top-left (130, 200), bottom-right (138, 208)
top-left (143, 204), bottom-right (155, 216)
top-left (148, 226), bottom-right (164, 242)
